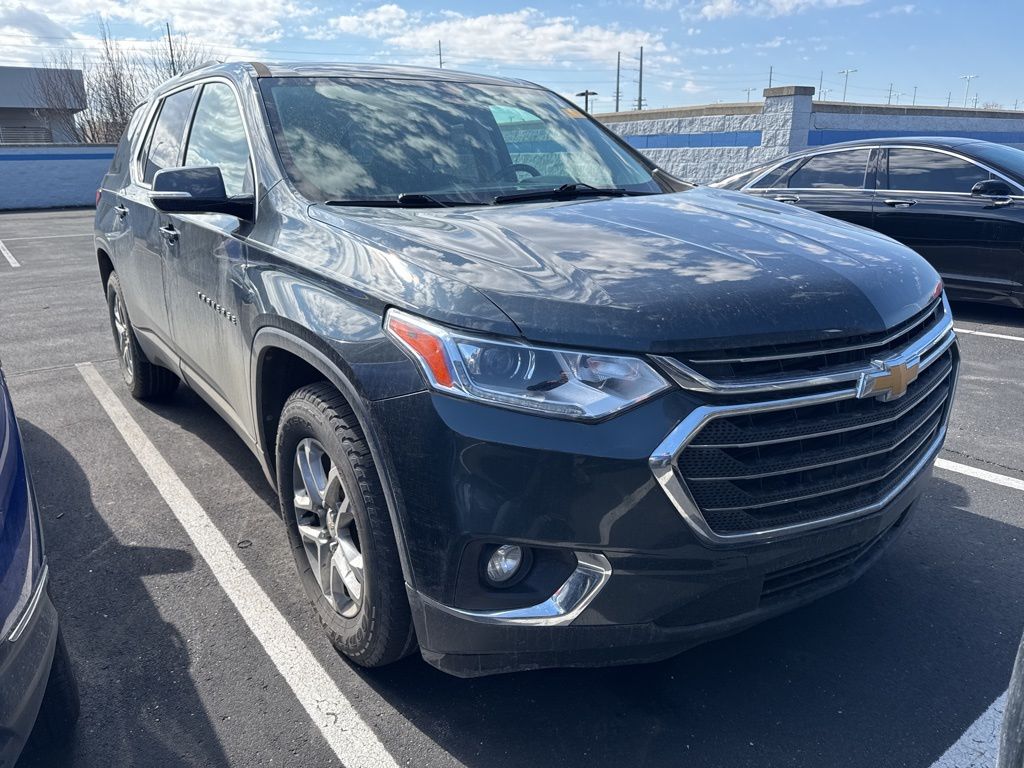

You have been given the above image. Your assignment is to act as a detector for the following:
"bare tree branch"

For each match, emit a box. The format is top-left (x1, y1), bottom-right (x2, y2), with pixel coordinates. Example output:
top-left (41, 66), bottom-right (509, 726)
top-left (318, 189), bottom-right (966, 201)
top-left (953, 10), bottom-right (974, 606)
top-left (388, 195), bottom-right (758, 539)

top-left (32, 20), bottom-right (214, 144)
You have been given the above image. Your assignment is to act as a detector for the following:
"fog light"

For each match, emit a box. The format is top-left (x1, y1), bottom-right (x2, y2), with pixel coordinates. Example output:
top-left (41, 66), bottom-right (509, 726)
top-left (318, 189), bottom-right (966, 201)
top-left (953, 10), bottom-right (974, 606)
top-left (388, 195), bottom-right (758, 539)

top-left (485, 545), bottom-right (523, 584)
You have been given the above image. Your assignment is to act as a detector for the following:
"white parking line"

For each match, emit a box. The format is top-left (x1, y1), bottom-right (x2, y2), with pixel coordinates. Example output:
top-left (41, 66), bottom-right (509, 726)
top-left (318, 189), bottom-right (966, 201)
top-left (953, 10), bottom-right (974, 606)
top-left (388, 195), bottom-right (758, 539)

top-left (955, 327), bottom-right (1024, 343)
top-left (936, 458), bottom-right (1024, 492)
top-left (927, 458), bottom-right (1024, 767)
top-left (76, 362), bottom-right (400, 768)
top-left (0, 238), bottom-right (20, 268)
top-left (0, 232), bottom-right (92, 242)
top-left (929, 692), bottom-right (1006, 768)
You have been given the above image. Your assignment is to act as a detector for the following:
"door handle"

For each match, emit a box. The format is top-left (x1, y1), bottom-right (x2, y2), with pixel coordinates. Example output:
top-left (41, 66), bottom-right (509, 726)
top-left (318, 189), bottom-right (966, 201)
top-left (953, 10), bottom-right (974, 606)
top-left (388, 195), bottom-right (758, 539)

top-left (114, 204), bottom-right (129, 220)
top-left (992, 197), bottom-right (1015, 208)
top-left (159, 224), bottom-right (178, 245)
top-left (884, 199), bottom-right (918, 208)
top-left (773, 194), bottom-right (800, 204)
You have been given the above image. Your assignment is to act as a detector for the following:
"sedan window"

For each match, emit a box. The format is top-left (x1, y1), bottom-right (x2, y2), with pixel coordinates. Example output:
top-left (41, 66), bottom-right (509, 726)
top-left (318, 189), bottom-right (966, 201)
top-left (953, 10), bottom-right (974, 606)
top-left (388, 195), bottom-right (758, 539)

top-left (749, 159), bottom-right (800, 189)
top-left (786, 150), bottom-right (871, 189)
top-left (886, 148), bottom-right (990, 193)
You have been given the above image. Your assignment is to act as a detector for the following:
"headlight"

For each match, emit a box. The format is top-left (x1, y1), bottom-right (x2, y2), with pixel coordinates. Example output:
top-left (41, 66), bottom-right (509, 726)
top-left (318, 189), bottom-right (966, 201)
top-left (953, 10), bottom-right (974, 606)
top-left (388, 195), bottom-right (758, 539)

top-left (384, 309), bottom-right (670, 419)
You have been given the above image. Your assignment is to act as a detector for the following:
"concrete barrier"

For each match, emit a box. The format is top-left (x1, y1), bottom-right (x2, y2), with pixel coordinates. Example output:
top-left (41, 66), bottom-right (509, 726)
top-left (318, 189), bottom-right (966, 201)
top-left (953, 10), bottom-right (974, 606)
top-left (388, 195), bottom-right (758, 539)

top-left (597, 87), bottom-right (1024, 184)
top-left (0, 144), bottom-right (115, 210)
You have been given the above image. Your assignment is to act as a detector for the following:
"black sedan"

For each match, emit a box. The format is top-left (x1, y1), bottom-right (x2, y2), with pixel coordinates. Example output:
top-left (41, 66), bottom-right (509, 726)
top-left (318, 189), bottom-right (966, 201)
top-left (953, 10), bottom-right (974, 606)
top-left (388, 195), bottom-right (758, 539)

top-left (712, 137), bottom-right (1024, 308)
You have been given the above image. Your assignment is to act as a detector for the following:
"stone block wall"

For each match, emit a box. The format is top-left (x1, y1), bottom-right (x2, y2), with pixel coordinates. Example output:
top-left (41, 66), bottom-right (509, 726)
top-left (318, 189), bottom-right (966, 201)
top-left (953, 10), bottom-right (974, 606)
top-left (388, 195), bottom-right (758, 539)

top-left (0, 144), bottom-right (116, 210)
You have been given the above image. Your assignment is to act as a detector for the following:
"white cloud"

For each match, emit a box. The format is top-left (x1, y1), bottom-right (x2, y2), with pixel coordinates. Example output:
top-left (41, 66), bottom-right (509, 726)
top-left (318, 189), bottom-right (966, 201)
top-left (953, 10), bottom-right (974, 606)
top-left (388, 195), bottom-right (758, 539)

top-left (691, 0), bottom-right (867, 19)
top-left (326, 6), bottom-right (664, 66)
top-left (868, 3), bottom-right (916, 18)
top-left (5, 0), bottom-right (318, 55)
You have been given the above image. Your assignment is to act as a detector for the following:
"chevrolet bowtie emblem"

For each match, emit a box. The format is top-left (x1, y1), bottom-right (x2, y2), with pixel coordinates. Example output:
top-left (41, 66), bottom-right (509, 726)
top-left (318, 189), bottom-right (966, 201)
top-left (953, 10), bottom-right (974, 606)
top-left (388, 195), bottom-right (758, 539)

top-left (856, 356), bottom-right (920, 401)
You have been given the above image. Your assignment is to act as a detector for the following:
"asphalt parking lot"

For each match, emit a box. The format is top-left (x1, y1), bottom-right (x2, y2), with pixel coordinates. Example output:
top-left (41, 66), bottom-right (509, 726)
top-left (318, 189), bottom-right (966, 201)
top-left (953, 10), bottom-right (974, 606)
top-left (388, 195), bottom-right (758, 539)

top-left (2, 207), bottom-right (1024, 768)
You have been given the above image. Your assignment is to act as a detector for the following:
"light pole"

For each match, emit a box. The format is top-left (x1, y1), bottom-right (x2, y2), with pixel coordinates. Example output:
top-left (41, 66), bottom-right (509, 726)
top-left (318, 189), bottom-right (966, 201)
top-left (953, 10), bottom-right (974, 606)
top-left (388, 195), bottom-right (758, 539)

top-left (839, 68), bottom-right (857, 102)
top-left (575, 90), bottom-right (597, 112)
top-left (960, 74), bottom-right (979, 108)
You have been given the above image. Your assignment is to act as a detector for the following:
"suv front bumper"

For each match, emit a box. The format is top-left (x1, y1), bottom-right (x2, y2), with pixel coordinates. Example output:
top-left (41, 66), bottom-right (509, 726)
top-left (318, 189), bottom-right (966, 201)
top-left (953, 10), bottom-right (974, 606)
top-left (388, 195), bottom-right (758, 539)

top-left (371, 384), bottom-right (940, 677)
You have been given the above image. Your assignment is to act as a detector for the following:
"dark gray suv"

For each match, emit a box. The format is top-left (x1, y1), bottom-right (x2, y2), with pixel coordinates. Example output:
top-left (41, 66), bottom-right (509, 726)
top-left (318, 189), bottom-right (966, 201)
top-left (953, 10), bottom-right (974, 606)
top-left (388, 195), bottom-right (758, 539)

top-left (94, 62), bottom-right (958, 676)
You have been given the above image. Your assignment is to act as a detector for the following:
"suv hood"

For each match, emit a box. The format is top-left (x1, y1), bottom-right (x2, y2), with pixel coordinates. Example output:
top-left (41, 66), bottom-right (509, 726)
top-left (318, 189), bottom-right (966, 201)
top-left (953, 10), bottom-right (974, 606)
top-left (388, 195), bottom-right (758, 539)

top-left (311, 187), bottom-right (940, 354)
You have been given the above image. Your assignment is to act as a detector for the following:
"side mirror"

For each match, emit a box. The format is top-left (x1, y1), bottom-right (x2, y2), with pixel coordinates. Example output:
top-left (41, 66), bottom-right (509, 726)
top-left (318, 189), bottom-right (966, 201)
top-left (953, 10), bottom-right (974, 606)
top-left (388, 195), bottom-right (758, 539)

top-left (151, 166), bottom-right (254, 219)
top-left (971, 178), bottom-right (1013, 198)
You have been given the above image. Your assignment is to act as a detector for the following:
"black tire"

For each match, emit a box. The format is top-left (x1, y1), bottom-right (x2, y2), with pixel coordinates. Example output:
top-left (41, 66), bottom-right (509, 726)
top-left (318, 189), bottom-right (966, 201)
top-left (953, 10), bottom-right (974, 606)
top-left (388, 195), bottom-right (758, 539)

top-left (31, 628), bottom-right (80, 748)
top-left (105, 272), bottom-right (178, 400)
top-left (276, 383), bottom-right (415, 667)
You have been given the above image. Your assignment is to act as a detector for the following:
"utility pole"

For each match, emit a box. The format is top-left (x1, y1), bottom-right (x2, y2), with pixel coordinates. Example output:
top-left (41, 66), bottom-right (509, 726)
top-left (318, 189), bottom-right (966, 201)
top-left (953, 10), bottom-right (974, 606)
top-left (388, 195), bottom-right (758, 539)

top-left (839, 68), bottom-right (857, 102)
top-left (818, 70), bottom-right (823, 99)
top-left (1016, 99), bottom-right (1020, 111)
top-left (887, 82), bottom-right (894, 105)
top-left (973, 94), bottom-right (979, 109)
top-left (437, 40), bottom-right (443, 69)
top-left (575, 90), bottom-right (597, 112)
top-left (614, 52), bottom-right (621, 112)
top-left (636, 45), bottom-right (644, 111)
top-left (947, 91), bottom-right (952, 107)
top-left (768, 65), bottom-right (773, 88)
top-left (960, 74), bottom-right (978, 107)
top-left (165, 21), bottom-right (176, 75)
top-left (912, 85), bottom-right (918, 106)
top-left (743, 87), bottom-right (756, 102)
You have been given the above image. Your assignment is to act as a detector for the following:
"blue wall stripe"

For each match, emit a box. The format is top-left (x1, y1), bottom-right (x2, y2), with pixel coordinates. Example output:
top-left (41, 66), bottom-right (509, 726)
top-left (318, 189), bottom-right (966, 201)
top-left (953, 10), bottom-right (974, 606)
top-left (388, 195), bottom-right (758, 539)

top-left (0, 152), bottom-right (115, 161)
top-left (808, 129), bottom-right (1024, 146)
top-left (625, 130), bottom-right (762, 149)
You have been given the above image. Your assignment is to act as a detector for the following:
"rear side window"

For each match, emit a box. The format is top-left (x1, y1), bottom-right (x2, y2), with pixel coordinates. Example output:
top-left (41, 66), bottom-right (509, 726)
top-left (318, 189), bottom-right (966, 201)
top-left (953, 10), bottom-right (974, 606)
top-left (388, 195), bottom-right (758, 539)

top-left (786, 150), bottom-right (871, 189)
top-left (141, 87), bottom-right (196, 185)
top-left (886, 148), bottom-right (990, 193)
top-left (184, 83), bottom-right (252, 197)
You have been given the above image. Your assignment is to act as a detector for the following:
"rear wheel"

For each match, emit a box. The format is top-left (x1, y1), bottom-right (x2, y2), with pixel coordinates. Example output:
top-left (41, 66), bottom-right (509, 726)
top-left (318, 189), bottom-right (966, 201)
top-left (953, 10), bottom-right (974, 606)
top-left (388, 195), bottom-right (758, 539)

top-left (276, 383), bottom-right (415, 667)
top-left (106, 272), bottom-right (178, 400)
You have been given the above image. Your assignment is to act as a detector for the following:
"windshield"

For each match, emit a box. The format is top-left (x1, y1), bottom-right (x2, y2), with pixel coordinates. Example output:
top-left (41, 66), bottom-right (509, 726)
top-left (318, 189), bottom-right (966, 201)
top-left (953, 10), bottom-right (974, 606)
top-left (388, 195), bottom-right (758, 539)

top-left (259, 76), bottom-right (667, 205)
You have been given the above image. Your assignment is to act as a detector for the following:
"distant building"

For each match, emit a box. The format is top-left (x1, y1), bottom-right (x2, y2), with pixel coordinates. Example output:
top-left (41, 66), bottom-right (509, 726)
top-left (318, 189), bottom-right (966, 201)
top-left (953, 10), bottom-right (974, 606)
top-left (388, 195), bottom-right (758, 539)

top-left (0, 65), bottom-right (86, 144)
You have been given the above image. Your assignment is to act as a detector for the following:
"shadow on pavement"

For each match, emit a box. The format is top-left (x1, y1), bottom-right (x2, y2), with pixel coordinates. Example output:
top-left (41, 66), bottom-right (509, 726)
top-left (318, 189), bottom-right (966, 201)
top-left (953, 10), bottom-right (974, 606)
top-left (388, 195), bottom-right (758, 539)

top-left (950, 299), bottom-right (1024, 330)
top-left (133, 385), bottom-right (278, 510)
top-left (357, 475), bottom-right (1024, 768)
top-left (15, 421), bottom-right (231, 768)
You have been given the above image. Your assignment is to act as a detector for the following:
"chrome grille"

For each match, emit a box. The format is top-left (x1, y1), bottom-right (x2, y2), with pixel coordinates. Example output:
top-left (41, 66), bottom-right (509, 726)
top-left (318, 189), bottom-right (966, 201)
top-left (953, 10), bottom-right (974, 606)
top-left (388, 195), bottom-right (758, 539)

top-left (680, 352), bottom-right (952, 534)
top-left (673, 296), bottom-right (944, 384)
top-left (649, 294), bottom-right (959, 545)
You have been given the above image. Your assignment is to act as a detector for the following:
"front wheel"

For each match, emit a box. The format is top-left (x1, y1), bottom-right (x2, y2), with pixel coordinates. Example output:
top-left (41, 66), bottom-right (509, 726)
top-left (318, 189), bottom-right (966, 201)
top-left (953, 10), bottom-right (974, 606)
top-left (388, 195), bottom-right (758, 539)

top-left (276, 383), bottom-right (415, 667)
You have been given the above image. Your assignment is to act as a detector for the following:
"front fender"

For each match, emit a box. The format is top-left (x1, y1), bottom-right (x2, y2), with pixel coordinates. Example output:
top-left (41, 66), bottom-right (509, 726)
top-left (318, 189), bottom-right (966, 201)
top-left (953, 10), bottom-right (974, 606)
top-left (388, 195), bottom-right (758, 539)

top-left (250, 326), bottom-right (421, 589)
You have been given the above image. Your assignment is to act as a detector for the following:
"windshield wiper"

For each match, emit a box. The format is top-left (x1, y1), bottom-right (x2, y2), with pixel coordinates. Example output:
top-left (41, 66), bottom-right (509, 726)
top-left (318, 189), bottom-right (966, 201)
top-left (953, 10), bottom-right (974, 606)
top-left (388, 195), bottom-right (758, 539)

top-left (324, 194), bottom-right (485, 208)
top-left (492, 182), bottom-right (640, 205)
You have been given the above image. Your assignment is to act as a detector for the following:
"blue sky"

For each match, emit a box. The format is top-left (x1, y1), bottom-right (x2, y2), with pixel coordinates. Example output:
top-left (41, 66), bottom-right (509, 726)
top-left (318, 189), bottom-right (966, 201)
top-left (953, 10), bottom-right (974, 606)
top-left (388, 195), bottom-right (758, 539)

top-left (1, 0), bottom-right (1021, 111)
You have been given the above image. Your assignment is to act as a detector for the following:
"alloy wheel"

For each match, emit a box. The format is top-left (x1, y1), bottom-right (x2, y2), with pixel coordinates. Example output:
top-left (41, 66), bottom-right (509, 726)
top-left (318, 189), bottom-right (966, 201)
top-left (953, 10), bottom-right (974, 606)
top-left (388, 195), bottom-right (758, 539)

top-left (112, 292), bottom-right (133, 382)
top-left (292, 437), bottom-right (364, 618)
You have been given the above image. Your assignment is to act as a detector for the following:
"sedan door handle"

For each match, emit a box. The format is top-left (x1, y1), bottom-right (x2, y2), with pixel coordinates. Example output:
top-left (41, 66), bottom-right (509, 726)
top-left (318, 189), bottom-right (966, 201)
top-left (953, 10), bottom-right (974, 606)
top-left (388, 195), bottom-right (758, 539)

top-left (114, 204), bottom-right (129, 220)
top-left (884, 199), bottom-right (918, 208)
top-left (159, 224), bottom-right (179, 245)
top-left (773, 194), bottom-right (800, 204)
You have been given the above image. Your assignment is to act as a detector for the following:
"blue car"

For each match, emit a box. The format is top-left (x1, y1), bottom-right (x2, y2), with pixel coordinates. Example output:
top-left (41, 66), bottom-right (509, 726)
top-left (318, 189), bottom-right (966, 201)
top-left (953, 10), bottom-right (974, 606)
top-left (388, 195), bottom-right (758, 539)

top-left (0, 362), bottom-right (78, 764)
